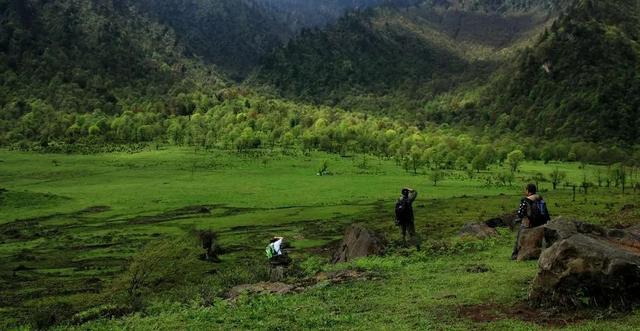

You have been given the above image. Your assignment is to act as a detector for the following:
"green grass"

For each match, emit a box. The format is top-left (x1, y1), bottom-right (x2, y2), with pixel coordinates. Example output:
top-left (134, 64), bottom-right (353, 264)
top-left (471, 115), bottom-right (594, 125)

top-left (1, 147), bottom-right (639, 329)
top-left (59, 244), bottom-right (640, 330)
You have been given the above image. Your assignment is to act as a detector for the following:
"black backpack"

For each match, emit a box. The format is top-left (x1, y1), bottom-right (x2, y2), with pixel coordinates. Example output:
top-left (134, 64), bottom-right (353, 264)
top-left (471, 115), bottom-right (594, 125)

top-left (526, 199), bottom-right (550, 227)
top-left (395, 198), bottom-right (409, 225)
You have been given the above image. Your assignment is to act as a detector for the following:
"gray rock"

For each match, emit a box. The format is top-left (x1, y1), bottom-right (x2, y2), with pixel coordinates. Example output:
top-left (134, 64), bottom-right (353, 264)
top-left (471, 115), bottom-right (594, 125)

top-left (459, 223), bottom-right (497, 239)
top-left (517, 226), bottom-right (545, 261)
top-left (485, 213), bottom-right (518, 229)
top-left (332, 224), bottom-right (386, 263)
top-left (530, 220), bottom-right (640, 307)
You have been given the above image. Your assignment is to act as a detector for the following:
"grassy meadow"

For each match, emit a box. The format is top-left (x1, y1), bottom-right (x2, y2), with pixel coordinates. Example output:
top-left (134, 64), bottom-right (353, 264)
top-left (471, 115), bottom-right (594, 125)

top-left (1, 147), bottom-right (639, 330)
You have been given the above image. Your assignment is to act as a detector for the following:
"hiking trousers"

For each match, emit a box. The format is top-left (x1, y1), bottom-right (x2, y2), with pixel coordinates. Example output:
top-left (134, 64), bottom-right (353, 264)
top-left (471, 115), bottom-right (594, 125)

top-left (400, 221), bottom-right (421, 249)
top-left (512, 223), bottom-right (525, 258)
top-left (401, 221), bottom-right (415, 239)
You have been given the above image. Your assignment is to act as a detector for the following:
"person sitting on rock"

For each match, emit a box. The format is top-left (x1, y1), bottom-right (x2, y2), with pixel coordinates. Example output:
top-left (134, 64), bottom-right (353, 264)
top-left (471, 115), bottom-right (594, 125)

top-left (395, 187), bottom-right (420, 250)
top-left (511, 183), bottom-right (551, 260)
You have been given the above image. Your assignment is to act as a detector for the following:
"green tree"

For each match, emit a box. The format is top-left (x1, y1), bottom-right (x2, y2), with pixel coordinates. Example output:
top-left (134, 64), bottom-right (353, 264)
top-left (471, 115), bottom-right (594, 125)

top-left (471, 154), bottom-right (489, 173)
top-left (506, 150), bottom-right (525, 173)
top-left (549, 167), bottom-right (566, 190)
top-left (454, 156), bottom-right (468, 171)
top-left (532, 172), bottom-right (547, 190)
top-left (429, 170), bottom-right (445, 186)
top-left (409, 145), bottom-right (425, 174)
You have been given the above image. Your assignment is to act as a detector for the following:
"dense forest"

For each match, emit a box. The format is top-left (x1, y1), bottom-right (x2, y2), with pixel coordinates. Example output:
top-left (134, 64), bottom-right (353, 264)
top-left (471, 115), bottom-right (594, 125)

top-left (1, 0), bottom-right (639, 161)
top-left (256, 0), bottom-right (557, 106)
top-left (256, 0), bottom-right (389, 30)
top-left (493, 0), bottom-right (640, 143)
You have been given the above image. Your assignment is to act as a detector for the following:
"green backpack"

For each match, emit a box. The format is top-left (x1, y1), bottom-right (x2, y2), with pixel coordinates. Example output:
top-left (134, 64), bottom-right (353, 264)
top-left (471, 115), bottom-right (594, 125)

top-left (265, 244), bottom-right (276, 259)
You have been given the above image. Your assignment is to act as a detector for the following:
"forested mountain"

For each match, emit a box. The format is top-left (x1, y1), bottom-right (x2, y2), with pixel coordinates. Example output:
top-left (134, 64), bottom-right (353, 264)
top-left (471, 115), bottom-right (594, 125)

top-left (256, 0), bottom-right (389, 30)
top-left (133, 0), bottom-right (289, 79)
top-left (1, 0), bottom-right (639, 148)
top-left (256, 0), bottom-right (557, 105)
top-left (0, 0), bottom-right (224, 119)
top-left (258, 0), bottom-right (640, 145)
top-left (426, 0), bottom-right (640, 145)
top-left (493, 0), bottom-right (640, 143)
top-left (133, 0), bottom-right (391, 79)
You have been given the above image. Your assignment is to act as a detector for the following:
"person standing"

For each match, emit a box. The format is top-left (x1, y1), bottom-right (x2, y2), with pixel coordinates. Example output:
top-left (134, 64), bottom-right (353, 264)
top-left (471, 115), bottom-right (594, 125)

top-left (395, 187), bottom-right (420, 250)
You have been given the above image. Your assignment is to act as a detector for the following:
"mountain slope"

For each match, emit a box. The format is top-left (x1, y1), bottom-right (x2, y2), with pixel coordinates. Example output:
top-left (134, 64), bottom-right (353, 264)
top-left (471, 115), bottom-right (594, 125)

top-left (133, 0), bottom-right (291, 80)
top-left (256, 0), bottom-right (389, 29)
top-left (0, 0), bottom-right (224, 118)
top-left (135, 0), bottom-right (393, 79)
top-left (255, 0), bottom-right (556, 105)
top-left (473, 0), bottom-right (640, 144)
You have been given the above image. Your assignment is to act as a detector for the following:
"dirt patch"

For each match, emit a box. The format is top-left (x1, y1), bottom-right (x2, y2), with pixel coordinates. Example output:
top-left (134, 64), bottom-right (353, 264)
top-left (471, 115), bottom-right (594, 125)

top-left (227, 269), bottom-right (376, 301)
top-left (621, 204), bottom-right (636, 212)
top-left (458, 302), bottom-right (589, 327)
top-left (227, 282), bottom-right (297, 300)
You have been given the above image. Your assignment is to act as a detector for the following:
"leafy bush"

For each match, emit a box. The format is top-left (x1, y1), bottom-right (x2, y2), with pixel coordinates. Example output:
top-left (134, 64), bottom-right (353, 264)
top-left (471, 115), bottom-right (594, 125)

top-left (299, 255), bottom-right (327, 276)
top-left (31, 302), bottom-right (76, 329)
top-left (69, 304), bottom-right (132, 325)
top-left (111, 236), bottom-right (203, 310)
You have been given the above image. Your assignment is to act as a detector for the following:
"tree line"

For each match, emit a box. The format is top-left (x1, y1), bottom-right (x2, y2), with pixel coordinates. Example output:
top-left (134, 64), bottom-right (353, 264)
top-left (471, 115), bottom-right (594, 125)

top-left (4, 91), bottom-right (639, 171)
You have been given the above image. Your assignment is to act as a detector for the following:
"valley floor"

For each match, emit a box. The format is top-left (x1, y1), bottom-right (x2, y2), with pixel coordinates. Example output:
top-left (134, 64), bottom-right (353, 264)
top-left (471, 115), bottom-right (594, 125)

top-left (0, 147), bottom-right (639, 329)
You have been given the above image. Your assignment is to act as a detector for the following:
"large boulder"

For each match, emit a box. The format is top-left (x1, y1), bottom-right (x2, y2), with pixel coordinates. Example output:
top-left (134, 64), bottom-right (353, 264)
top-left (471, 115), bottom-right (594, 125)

top-left (332, 224), bottom-right (386, 263)
top-left (529, 219), bottom-right (640, 307)
top-left (459, 223), bottom-right (497, 239)
top-left (516, 226), bottom-right (545, 261)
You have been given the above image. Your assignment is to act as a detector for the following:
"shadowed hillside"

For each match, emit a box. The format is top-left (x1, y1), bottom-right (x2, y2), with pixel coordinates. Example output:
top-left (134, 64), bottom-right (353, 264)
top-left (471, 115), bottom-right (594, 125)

top-left (256, 0), bottom-right (558, 104)
top-left (427, 0), bottom-right (640, 144)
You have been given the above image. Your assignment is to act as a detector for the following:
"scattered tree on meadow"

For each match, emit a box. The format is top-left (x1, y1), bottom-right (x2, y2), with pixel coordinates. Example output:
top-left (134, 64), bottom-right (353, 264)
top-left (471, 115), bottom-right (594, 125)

top-left (429, 170), bottom-right (444, 186)
top-left (409, 145), bottom-right (424, 174)
top-left (532, 172), bottom-right (547, 190)
top-left (613, 164), bottom-right (627, 193)
top-left (550, 167), bottom-right (566, 190)
top-left (506, 150), bottom-right (525, 173)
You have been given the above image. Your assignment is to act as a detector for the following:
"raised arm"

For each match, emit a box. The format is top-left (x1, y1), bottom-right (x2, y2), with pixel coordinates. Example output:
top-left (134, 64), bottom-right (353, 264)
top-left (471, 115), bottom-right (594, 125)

top-left (408, 189), bottom-right (418, 203)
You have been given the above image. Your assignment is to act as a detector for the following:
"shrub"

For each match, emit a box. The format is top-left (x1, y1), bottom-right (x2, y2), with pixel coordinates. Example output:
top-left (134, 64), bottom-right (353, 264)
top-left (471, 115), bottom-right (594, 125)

top-left (111, 236), bottom-right (202, 310)
top-left (31, 302), bottom-right (76, 329)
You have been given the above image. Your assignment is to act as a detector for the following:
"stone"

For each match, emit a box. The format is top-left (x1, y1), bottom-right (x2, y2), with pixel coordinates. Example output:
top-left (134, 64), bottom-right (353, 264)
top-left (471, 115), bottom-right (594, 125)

top-left (516, 226), bottom-right (545, 261)
top-left (332, 224), bottom-right (386, 263)
top-left (459, 223), bottom-right (497, 239)
top-left (529, 219), bottom-right (640, 308)
top-left (485, 213), bottom-right (518, 229)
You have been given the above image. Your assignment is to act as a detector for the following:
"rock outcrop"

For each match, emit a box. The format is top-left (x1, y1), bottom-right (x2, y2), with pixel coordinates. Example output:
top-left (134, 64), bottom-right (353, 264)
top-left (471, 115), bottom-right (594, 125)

top-left (332, 224), bottom-right (386, 263)
top-left (516, 226), bottom-right (546, 261)
top-left (529, 219), bottom-right (640, 307)
top-left (459, 223), bottom-right (497, 239)
top-left (485, 213), bottom-right (518, 229)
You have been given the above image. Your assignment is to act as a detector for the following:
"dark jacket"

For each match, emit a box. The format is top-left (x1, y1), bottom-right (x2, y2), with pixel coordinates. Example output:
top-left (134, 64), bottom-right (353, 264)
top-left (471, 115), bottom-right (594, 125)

top-left (396, 190), bottom-right (418, 224)
top-left (517, 194), bottom-right (550, 227)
